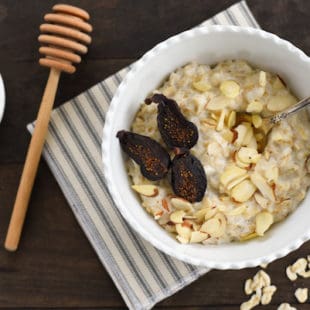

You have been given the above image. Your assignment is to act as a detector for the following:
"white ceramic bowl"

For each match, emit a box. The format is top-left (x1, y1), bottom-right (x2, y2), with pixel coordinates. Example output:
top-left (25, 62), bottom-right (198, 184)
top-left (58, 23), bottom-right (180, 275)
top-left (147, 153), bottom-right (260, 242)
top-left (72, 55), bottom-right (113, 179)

top-left (102, 25), bottom-right (310, 269)
top-left (0, 74), bottom-right (5, 123)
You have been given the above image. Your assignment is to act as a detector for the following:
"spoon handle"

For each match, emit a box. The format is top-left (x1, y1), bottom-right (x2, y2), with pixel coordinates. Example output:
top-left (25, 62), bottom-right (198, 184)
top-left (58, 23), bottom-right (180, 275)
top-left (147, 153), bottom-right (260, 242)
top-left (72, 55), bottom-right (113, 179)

top-left (270, 96), bottom-right (310, 124)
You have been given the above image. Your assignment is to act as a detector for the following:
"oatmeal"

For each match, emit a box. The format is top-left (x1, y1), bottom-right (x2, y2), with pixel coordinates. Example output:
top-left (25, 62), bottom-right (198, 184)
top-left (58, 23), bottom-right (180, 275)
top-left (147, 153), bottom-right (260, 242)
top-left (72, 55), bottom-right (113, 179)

top-left (125, 60), bottom-right (310, 244)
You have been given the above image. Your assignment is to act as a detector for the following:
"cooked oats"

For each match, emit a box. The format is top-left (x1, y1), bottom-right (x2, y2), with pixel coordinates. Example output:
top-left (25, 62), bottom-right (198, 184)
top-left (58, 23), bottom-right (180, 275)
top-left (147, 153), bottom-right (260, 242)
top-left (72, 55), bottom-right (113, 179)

top-left (128, 60), bottom-right (310, 244)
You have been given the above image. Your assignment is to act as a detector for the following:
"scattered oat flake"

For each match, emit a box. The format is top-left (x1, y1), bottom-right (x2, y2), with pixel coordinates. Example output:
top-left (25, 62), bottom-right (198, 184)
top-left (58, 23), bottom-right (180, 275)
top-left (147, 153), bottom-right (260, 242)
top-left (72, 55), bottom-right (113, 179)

top-left (241, 269), bottom-right (276, 308)
top-left (299, 269), bottom-right (310, 278)
top-left (277, 303), bottom-right (297, 310)
top-left (261, 285), bottom-right (277, 305)
top-left (244, 278), bottom-right (253, 295)
top-left (291, 257), bottom-right (307, 273)
top-left (286, 266), bottom-right (297, 281)
top-left (240, 293), bottom-right (260, 310)
top-left (295, 287), bottom-right (308, 303)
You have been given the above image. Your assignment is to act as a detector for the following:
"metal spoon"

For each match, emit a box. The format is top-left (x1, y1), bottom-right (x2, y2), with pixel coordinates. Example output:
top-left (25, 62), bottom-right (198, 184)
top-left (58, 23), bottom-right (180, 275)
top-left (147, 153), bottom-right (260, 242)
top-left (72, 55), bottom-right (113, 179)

top-left (269, 95), bottom-right (310, 124)
top-left (261, 95), bottom-right (310, 134)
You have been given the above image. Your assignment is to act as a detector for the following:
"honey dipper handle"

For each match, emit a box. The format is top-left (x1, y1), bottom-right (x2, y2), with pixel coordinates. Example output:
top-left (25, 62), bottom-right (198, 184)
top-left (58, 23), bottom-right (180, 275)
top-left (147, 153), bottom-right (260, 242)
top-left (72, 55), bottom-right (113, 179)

top-left (5, 68), bottom-right (61, 251)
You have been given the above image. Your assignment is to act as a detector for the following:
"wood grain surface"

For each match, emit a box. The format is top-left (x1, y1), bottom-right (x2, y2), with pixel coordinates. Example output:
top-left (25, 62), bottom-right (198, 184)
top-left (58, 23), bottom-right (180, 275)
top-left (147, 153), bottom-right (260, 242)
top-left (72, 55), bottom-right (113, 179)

top-left (0, 0), bottom-right (309, 309)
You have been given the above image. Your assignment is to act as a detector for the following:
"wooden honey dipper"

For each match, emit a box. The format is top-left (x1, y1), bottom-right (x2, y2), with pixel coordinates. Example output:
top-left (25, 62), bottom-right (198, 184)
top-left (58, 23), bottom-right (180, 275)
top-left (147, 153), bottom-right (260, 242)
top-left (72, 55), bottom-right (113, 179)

top-left (5, 4), bottom-right (92, 251)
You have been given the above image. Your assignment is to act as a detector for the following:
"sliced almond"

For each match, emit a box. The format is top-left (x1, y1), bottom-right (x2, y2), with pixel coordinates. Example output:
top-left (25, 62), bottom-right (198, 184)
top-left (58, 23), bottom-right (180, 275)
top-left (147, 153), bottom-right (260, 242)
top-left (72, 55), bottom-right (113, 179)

top-left (219, 195), bottom-right (230, 202)
top-left (158, 212), bottom-right (170, 225)
top-left (201, 118), bottom-right (217, 128)
top-left (154, 210), bottom-right (164, 220)
top-left (265, 166), bottom-right (279, 183)
top-left (214, 212), bottom-right (227, 236)
top-left (234, 123), bottom-right (251, 147)
top-left (216, 109), bottom-right (227, 131)
top-left (254, 193), bottom-right (269, 209)
top-left (194, 208), bottom-right (208, 222)
top-left (207, 96), bottom-right (234, 111)
top-left (192, 222), bottom-right (201, 232)
top-left (267, 94), bottom-right (296, 112)
top-left (250, 172), bottom-right (275, 202)
top-left (242, 123), bottom-right (255, 146)
top-left (221, 129), bottom-right (234, 143)
top-left (240, 232), bottom-right (258, 241)
top-left (255, 211), bottom-right (274, 236)
top-left (162, 198), bottom-right (170, 212)
top-left (200, 218), bottom-right (223, 237)
top-left (235, 154), bottom-right (251, 169)
top-left (227, 110), bottom-right (237, 128)
top-left (231, 180), bottom-right (256, 202)
top-left (192, 80), bottom-right (212, 92)
top-left (227, 174), bottom-right (249, 190)
top-left (182, 220), bottom-right (194, 228)
top-left (176, 235), bottom-right (189, 244)
top-left (252, 114), bottom-right (263, 128)
top-left (132, 184), bottom-right (159, 197)
top-left (175, 223), bottom-right (192, 239)
top-left (171, 198), bottom-right (193, 212)
top-left (220, 80), bottom-right (240, 98)
top-left (227, 204), bottom-right (247, 216)
top-left (246, 99), bottom-right (263, 113)
top-left (259, 71), bottom-right (267, 87)
top-left (247, 135), bottom-right (258, 150)
top-left (204, 207), bottom-right (218, 220)
top-left (190, 231), bottom-right (208, 243)
top-left (170, 210), bottom-right (186, 224)
top-left (220, 165), bottom-right (248, 189)
top-left (237, 147), bottom-right (261, 164)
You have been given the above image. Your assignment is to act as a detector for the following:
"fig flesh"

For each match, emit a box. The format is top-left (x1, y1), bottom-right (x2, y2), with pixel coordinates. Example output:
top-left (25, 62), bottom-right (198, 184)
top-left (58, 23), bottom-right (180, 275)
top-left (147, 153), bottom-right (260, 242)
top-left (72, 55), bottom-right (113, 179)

top-left (146, 94), bottom-right (198, 149)
top-left (117, 130), bottom-right (170, 181)
top-left (171, 150), bottom-right (207, 202)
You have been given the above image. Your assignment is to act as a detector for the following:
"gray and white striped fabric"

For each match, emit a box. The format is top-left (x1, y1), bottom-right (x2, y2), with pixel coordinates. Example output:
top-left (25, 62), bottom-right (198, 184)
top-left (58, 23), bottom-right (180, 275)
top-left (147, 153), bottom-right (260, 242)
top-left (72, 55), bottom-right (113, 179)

top-left (28, 1), bottom-right (260, 309)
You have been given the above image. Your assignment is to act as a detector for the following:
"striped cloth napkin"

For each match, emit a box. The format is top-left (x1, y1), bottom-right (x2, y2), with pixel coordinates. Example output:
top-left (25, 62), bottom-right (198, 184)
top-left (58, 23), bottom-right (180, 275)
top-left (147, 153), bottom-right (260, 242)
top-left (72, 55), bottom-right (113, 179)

top-left (28, 1), bottom-right (260, 309)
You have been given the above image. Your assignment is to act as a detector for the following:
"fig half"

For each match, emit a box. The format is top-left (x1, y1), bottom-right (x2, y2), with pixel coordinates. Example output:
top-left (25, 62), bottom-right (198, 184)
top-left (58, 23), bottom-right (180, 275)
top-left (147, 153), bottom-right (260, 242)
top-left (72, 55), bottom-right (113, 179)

top-left (171, 150), bottom-right (207, 202)
top-left (145, 94), bottom-right (198, 149)
top-left (117, 130), bottom-right (170, 181)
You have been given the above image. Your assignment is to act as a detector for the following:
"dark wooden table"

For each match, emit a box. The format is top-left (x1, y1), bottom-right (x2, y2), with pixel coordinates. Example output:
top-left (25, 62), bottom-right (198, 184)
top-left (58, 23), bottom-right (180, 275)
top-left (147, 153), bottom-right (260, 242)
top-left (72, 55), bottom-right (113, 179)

top-left (0, 1), bottom-right (309, 309)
